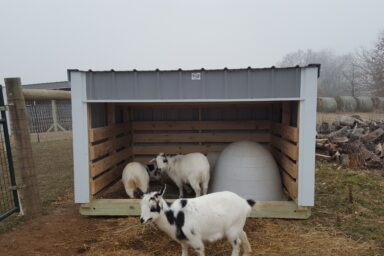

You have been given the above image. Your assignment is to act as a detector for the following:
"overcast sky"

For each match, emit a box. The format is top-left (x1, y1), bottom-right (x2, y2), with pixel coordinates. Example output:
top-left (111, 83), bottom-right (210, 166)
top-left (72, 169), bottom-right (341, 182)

top-left (1, 0), bottom-right (384, 85)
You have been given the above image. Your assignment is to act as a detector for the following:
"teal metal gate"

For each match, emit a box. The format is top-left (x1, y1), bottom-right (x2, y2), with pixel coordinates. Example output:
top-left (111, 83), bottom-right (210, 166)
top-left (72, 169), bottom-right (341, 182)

top-left (0, 86), bottom-right (20, 221)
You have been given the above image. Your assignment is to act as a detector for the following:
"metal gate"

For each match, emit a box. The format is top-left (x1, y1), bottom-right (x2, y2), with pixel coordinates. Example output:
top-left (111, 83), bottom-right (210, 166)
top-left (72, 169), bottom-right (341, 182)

top-left (0, 86), bottom-right (20, 221)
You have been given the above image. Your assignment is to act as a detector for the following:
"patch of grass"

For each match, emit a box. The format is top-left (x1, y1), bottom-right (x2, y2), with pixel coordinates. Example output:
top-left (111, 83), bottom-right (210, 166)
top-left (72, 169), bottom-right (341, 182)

top-left (309, 161), bottom-right (384, 244)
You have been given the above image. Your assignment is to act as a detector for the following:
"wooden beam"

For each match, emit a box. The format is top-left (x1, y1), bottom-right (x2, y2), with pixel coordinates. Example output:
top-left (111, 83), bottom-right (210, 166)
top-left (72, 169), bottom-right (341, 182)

top-left (80, 199), bottom-right (311, 219)
top-left (271, 135), bottom-right (298, 161)
top-left (132, 121), bottom-right (271, 131)
top-left (133, 132), bottom-right (271, 143)
top-left (23, 89), bottom-right (71, 100)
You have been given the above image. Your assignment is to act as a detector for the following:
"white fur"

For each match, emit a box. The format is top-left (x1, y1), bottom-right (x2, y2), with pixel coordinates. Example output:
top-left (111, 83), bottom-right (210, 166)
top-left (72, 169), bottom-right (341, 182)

top-left (140, 189), bottom-right (253, 256)
top-left (153, 153), bottom-right (210, 198)
top-left (121, 162), bottom-right (149, 198)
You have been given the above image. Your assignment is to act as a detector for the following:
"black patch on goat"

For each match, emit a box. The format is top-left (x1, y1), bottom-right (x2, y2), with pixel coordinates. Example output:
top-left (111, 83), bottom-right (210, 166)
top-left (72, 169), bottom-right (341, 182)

top-left (166, 201), bottom-right (172, 207)
top-left (146, 164), bottom-right (155, 172)
top-left (190, 229), bottom-right (195, 235)
top-left (233, 239), bottom-right (237, 245)
top-left (247, 199), bottom-right (256, 207)
top-left (175, 211), bottom-right (187, 240)
top-left (180, 199), bottom-right (187, 208)
top-left (165, 210), bottom-right (175, 225)
top-left (150, 202), bottom-right (161, 213)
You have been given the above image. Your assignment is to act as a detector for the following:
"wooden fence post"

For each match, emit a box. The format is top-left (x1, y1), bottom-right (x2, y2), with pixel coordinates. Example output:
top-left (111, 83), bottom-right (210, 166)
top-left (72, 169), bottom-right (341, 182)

top-left (5, 77), bottom-right (42, 216)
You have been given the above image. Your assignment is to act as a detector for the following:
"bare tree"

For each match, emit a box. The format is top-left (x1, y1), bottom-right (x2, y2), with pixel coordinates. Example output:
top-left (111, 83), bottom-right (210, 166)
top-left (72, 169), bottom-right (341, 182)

top-left (278, 49), bottom-right (353, 97)
top-left (355, 30), bottom-right (384, 96)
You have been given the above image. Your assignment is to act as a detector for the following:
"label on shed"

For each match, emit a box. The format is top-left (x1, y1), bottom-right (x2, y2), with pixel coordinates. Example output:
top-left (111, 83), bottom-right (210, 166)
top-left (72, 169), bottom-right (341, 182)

top-left (191, 72), bottom-right (201, 80)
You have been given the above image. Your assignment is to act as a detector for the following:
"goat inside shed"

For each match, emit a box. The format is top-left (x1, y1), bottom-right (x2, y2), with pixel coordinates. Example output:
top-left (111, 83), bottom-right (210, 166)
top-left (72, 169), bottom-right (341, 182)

top-left (70, 66), bottom-right (319, 218)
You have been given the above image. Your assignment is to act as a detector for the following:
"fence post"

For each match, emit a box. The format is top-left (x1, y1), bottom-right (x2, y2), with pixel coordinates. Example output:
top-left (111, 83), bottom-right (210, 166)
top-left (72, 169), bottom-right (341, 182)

top-left (5, 77), bottom-right (42, 216)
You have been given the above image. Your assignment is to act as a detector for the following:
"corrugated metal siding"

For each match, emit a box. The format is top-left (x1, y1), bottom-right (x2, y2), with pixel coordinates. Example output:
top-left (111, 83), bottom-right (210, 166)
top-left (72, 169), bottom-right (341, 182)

top-left (85, 68), bottom-right (302, 101)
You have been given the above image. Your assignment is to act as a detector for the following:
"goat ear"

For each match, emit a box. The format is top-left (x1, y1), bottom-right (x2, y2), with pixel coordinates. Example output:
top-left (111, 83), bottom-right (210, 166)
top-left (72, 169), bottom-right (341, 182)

top-left (156, 184), bottom-right (166, 197)
top-left (135, 188), bottom-right (144, 199)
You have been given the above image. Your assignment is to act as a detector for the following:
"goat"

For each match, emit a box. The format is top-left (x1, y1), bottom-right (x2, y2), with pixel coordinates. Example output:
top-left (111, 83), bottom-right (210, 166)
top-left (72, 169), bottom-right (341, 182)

top-left (121, 162), bottom-right (160, 198)
top-left (138, 185), bottom-right (254, 256)
top-left (151, 153), bottom-right (210, 198)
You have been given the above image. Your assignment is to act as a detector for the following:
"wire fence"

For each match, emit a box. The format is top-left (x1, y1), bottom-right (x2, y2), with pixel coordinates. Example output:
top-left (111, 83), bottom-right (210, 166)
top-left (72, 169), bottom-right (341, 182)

top-left (25, 100), bottom-right (72, 142)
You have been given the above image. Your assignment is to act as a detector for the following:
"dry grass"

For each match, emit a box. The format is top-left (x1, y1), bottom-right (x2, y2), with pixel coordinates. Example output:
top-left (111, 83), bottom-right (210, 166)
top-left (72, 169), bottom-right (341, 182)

top-left (317, 112), bottom-right (384, 124)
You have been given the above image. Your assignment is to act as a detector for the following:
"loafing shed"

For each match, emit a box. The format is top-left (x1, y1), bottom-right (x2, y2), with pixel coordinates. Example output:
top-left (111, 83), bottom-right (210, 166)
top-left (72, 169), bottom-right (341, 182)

top-left (69, 65), bottom-right (320, 219)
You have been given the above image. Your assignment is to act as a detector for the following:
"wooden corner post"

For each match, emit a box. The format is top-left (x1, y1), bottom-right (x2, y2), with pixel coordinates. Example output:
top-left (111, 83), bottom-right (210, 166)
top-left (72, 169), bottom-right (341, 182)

top-left (5, 77), bottom-right (42, 216)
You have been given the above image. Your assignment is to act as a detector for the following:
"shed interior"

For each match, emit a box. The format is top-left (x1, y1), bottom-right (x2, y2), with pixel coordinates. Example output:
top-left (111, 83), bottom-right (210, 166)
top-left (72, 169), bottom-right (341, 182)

top-left (88, 101), bottom-right (300, 202)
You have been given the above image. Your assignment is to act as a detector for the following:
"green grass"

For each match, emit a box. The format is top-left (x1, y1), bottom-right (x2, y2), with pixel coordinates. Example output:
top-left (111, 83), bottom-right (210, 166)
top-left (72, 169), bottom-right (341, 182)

top-left (309, 162), bottom-right (384, 243)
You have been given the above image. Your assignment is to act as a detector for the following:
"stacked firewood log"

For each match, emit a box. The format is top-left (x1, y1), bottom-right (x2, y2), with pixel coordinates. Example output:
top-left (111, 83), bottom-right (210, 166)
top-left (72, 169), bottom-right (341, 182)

top-left (316, 115), bottom-right (384, 168)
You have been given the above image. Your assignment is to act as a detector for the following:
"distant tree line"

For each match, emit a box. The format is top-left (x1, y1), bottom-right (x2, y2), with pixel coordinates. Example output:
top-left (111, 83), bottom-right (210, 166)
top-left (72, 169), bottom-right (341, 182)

top-left (278, 30), bottom-right (384, 97)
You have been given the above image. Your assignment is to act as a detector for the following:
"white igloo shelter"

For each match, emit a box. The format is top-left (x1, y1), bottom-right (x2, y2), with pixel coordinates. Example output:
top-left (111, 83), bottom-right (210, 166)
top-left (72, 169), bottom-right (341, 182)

top-left (210, 141), bottom-right (285, 201)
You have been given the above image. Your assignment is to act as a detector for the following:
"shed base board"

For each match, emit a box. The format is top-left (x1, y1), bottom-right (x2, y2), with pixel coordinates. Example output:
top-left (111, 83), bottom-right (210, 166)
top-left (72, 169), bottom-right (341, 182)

top-left (80, 199), bottom-right (311, 219)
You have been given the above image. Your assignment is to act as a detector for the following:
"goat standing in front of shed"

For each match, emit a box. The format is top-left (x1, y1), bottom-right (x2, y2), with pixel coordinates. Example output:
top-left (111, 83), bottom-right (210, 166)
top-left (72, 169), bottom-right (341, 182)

top-left (152, 152), bottom-right (210, 198)
top-left (138, 185), bottom-right (254, 256)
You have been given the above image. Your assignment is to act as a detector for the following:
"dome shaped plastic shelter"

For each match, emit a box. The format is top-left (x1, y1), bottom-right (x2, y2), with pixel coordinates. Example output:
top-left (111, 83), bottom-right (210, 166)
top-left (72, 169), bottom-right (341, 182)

top-left (210, 141), bottom-right (285, 201)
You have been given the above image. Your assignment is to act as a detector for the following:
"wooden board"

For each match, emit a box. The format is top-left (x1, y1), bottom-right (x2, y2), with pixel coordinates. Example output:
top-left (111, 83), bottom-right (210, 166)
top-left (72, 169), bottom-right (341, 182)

top-left (132, 144), bottom-right (227, 155)
top-left (89, 123), bottom-right (129, 143)
top-left (89, 135), bottom-right (130, 160)
top-left (270, 147), bottom-right (298, 179)
top-left (80, 199), bottom-right (311, 219)
top-left (271, 135), bottom-right (298, 161)
top-left (271, 122), bottom-right (299, 143)
top-left (132, 121), bottom-right (271, 131)
top-left (90, 147), bottom-right (131, 178)
top-left (133, 133), bottom-right (271, 143)
top-left (281, 170), bottom-right (298, 199)
top-left (91, 161), bottom-right (127, 195)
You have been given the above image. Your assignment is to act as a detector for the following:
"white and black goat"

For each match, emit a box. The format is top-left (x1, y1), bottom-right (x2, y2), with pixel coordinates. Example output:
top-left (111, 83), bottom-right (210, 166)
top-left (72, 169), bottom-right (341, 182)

top-left (152, 153), bottom-right (210, 198)
top-left (138, 185), bottom-right (254, 256)
top-left (121, 162), bottom-right (161, 198)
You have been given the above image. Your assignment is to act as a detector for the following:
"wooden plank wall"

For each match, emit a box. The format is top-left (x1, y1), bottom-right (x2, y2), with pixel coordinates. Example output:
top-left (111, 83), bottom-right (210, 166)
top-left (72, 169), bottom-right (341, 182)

top-left (88, 105), bottom-right (132, 196)
top-left (130, 105), bottom-right (272, 163)
top-left (270, 102), bottom-right (299, 200)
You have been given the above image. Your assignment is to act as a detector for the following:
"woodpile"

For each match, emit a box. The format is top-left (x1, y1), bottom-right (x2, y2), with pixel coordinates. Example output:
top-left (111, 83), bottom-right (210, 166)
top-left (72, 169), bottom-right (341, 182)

top-left (316, 115), bottom-right (384, 168)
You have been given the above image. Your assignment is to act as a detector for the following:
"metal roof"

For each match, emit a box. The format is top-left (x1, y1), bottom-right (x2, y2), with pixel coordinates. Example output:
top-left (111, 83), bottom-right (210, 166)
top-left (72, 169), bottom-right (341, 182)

top-left (23, 81), bottom-right (70, 90)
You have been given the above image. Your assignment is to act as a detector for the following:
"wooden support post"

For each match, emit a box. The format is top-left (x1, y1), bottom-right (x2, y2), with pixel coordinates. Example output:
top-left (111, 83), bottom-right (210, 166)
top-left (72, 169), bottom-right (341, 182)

top-left (47, 100), bottom-right (66, 132)
top-left (5, 77), bottom-right (42, 216)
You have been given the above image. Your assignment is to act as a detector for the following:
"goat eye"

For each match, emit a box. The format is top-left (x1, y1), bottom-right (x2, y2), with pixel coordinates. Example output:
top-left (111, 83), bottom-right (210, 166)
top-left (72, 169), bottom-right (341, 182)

top-left (163, 159), bottom-right (168, 163)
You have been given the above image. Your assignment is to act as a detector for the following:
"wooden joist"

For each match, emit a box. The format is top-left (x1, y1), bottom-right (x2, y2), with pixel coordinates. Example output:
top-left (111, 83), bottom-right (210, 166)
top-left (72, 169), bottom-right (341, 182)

top-left (132, 121), bottom-right (271, 131)
top-left (271, 135), bottom-right (298, 161)
top-left (133, 132), bottom-right (270, 143)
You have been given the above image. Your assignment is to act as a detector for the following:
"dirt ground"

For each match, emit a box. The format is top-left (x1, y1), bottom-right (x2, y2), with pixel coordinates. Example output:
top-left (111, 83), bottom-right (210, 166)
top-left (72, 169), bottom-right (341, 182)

top-left (0, 197), bottom-right (377, 256)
